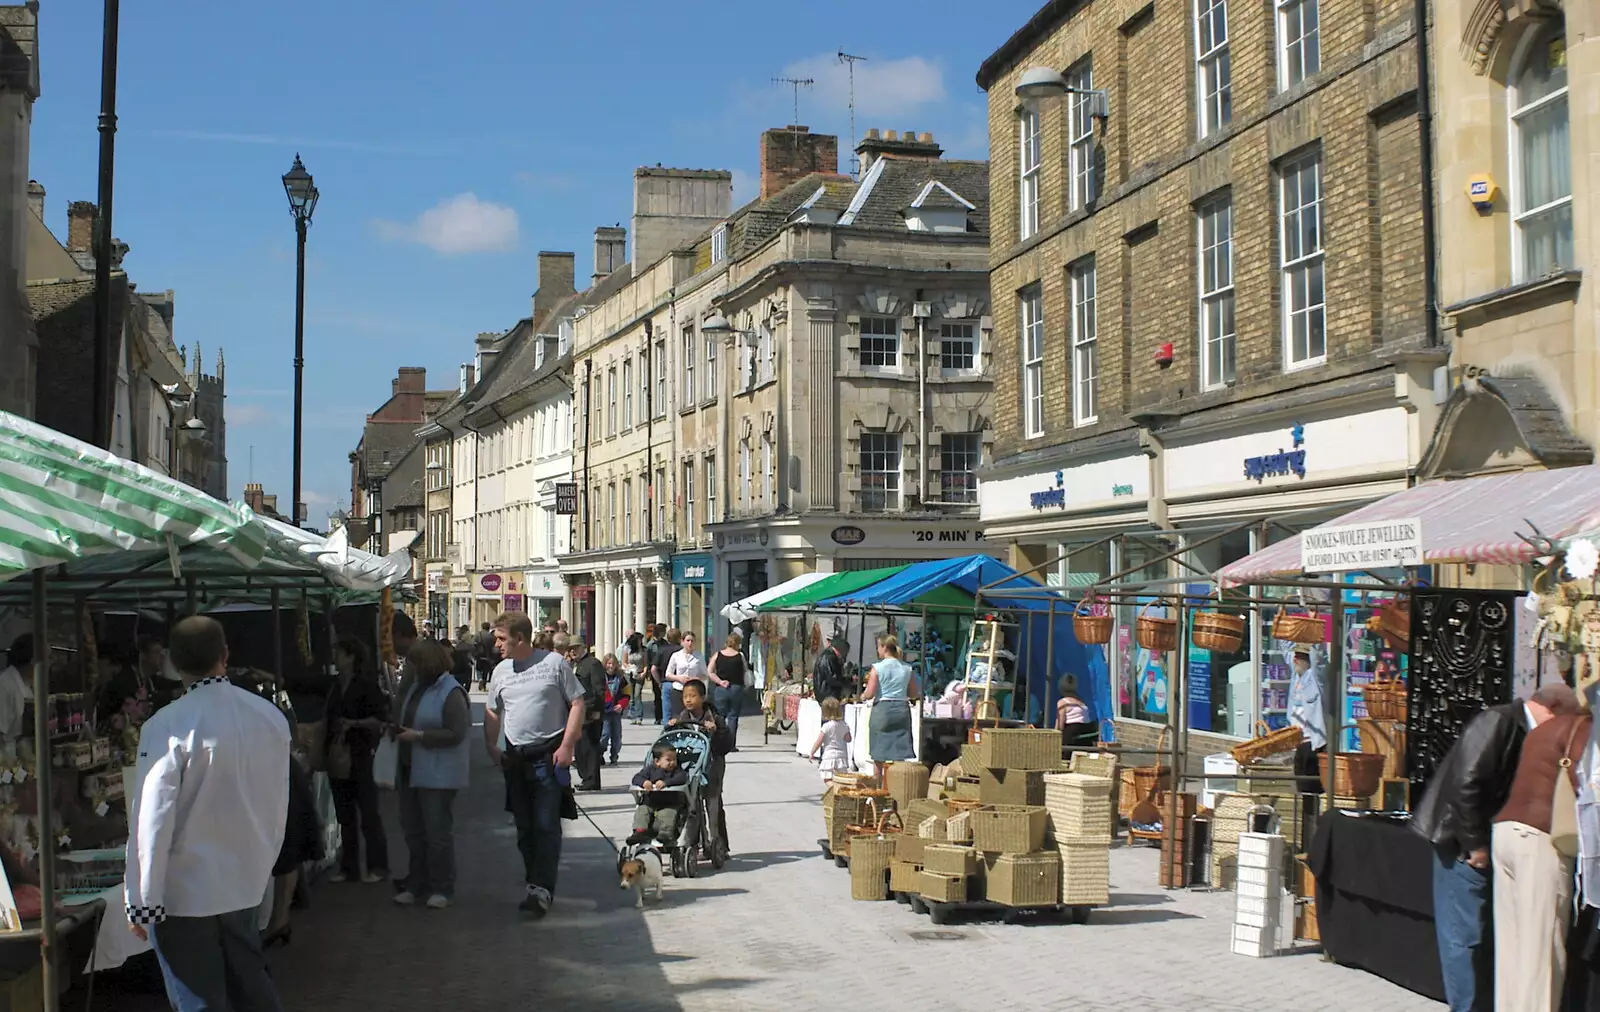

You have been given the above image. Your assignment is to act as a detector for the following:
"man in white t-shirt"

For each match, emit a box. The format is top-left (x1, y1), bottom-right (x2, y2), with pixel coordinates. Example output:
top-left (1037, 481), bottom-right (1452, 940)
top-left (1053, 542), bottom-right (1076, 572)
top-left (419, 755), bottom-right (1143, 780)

top-left (0, 635), bottom-right (34, 741)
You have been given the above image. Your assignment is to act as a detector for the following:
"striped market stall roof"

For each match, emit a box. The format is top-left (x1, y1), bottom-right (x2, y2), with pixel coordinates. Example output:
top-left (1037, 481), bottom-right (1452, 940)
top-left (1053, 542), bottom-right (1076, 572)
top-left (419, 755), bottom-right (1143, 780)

top-left (1218, 465), bottom-right (1600, 587)
top-left (0, 410), bottom-right (268, 582)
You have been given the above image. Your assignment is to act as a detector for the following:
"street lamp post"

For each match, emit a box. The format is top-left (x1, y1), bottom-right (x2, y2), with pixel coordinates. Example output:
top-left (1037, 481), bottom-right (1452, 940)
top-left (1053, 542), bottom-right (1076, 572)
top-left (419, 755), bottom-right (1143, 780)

top-left (282, 155), bottom-right (319, 527)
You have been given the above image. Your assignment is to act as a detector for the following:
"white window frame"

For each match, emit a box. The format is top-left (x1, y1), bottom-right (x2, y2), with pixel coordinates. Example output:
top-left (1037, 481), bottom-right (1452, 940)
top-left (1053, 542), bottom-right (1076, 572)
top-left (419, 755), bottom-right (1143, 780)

top-left (1021, 287), bottom-right (1044, 439)
top-left (1279, 153), bottom-right (1326, 370)
top-left (710, 224), bottom-right (730, 264)
top-left (683, 460), bottom-right (695, 536)
top-left (1509, 27), bottom-right (1573, 283)
top-left (623, 478), bottom-right (633, 543)
top-left (940, 432), bottom-right (981, 505)
top-left (1018, 106), bottom-right (1041, 240)
top-left (544, 506), bottom-right (557, 560)
top-left (738, 439), bottom-right (751, 507)
top-left (622, 358), bottom-right (633, 428)
top-left (1198, 196), bottom-right (1237, 389)
top-left (757, 325), bottom-right (775, 384)
top-left (1070, 259), bottom-right (1098, 426)
top-left (705, 454), bottom-right (717, 525)
top-left (858, 433), bottom-right (901, 513)
top-left (606, 368), bottom-right (617, 436)
top-left (705, 330), bottom-right (718, 401)
top-left (938, 321), bottom-right (979, 373)
top-left (762, 433), bottom-right (775, 504)
top-left (1067, 61), bottom-right (1097, 210)
top-left (681, 326), bottom-right (695, 408)
top-left (607, 482), bottom-right (616, 546)
top-left (654, 338), bottom-right (668, 417)
top-left (858, 315), bottom-right (900, 369)
top-left (1195, 0), bottom-right (1232, 137)
top-left (655, 466), bottom-right (667, 538)
top-left (1276, 0), bottom-right (1320, 90)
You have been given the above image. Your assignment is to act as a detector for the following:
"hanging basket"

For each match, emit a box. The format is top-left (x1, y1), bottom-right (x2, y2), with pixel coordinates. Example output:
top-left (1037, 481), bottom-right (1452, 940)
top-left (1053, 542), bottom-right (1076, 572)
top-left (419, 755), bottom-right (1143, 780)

top-left (1318, 752), bottom-right (1386, 799)
top-left (1361, 678), bottom-right (1409, 722)
top-left (1192, 610), bottom-right (1246, 653)
top-left (1366, 600), bottom-right (1411, 651)
top-left (1073, 597), bottom-right (1114, 645)
top-left (1272, 606), bottom-right (1326, 644)
top-left (1135, 601), bottom-right (1178, 653)
top-left (1230, 720), bottom-right (1304, 766)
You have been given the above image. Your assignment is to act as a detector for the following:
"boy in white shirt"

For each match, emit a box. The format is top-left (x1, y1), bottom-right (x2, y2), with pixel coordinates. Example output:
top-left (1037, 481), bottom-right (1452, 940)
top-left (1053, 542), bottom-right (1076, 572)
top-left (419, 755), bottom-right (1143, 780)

top-left (125, 616), bottom-right (290, 1012)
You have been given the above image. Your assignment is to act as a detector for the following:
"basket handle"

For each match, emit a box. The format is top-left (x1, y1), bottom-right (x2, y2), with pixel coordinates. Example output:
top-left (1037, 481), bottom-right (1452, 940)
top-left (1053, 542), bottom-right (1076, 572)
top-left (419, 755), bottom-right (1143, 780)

top-left (878, 810), bottom-right (904, 836)
top-left (1155, 724), bottom-right (1172, 753)
top-left (1138, 599), bottom-right (1168, 622)
top-left (1255, 720), bottom-right (1268, 737)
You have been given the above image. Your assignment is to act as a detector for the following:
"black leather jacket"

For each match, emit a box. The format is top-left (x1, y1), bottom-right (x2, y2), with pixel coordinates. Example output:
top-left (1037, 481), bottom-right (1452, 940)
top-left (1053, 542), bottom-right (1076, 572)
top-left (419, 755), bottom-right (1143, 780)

top-left (812, 648), bottom-right (847, 702)
top-left (1410, 702), bottom-right (1528, 860)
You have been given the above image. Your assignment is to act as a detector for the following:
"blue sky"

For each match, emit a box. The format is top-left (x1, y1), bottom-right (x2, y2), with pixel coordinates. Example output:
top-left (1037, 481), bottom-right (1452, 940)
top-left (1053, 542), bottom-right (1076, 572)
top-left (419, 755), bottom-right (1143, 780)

top-left (26, 0), bottom-right (1037, 524)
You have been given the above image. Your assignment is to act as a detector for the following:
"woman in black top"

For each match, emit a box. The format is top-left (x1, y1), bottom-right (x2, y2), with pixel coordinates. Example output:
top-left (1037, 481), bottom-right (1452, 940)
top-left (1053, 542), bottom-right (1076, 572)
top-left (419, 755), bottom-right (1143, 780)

top-left (708, 633), bottom-right (750, 752)
top-left (325, 637), bottom-right (390, 884)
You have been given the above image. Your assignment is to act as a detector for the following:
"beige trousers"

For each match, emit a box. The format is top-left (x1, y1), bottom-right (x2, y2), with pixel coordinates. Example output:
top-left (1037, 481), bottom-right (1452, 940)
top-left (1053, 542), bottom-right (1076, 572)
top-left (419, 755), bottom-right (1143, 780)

top-left (1492, 820), bottom-right (1573, 1012)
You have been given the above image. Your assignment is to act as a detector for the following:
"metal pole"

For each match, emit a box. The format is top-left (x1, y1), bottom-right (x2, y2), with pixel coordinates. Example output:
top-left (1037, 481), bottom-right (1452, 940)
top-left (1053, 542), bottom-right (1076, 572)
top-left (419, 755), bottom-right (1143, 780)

top-left (1044, 599), bottom-right (1057, 729)
top-left (90, 0), bottom-right (121, 450)
top-left (291, 216), bottom-right (308, 527)
top-left (32, 571), bottom-right (58, 1010)
top-left (1326, 596), bottom-right (1345, 801)
top-left (271, 589), bottom-right (283, 689)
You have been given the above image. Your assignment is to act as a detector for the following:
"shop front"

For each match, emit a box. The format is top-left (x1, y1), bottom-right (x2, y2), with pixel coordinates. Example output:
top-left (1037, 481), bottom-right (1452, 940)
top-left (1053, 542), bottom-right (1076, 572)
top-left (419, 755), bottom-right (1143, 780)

top-left (672, 552), bottom-right (715, 645)
top-left (447, 575), bottom-right (472, 634)
top-left (424, 566), bottom-right (449, 632)
top-left (470, 571), bottom-right (524, 627)
top-left (560, 546), bottom-right (672, 651)
top-left (522, 567), bottom-right (565, 629)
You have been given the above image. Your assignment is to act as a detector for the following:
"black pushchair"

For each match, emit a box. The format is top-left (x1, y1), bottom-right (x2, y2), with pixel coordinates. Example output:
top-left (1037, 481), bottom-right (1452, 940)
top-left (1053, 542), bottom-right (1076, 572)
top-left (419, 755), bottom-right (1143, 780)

top-left (631, 726), bottom-right (729, 878)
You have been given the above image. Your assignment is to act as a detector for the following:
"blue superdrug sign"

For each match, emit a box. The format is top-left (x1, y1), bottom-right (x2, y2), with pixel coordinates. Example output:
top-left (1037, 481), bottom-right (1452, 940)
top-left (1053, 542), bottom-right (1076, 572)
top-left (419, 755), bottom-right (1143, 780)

top-left (1030, 471), bottom-right (1067, 511)
top-left (1242, 423), bottom-right (1307, 483)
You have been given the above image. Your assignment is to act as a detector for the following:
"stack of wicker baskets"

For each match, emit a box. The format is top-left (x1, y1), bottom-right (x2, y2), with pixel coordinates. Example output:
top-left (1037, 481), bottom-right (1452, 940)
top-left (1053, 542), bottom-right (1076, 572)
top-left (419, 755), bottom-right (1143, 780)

top-left (1209, 792), bottom-right (1259, 889)
top-left (1042, 772), bottom-right (1114, 906)
top-left (891, 798), bottom-right (949, 895)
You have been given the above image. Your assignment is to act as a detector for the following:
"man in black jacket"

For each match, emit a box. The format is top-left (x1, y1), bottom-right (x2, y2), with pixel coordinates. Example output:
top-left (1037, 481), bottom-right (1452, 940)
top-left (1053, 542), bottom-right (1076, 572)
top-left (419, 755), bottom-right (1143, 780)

top-left (812, 637), bottom-right (850, 702)
top-left (1411, 682), bottom-right (1577, 1012)
top-left (565, 638), bottom-right (609, 792)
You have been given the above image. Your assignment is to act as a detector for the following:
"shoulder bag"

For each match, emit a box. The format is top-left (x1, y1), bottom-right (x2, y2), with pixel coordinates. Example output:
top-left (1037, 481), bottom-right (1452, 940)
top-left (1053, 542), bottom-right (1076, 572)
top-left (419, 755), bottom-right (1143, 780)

top-left (1553, 718), bottom-right (1589, 858)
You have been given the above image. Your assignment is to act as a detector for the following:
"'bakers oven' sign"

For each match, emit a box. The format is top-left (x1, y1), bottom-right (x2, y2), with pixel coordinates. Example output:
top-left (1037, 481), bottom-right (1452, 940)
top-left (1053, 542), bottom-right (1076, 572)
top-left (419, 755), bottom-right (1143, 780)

top-left (1030, 472), bottom-right (1067, 511)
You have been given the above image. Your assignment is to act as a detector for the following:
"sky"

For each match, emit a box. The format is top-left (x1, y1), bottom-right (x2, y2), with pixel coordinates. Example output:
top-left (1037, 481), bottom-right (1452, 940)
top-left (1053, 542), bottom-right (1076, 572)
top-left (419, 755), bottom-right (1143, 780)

top-left (26, 0), bottom-right (1039, 525)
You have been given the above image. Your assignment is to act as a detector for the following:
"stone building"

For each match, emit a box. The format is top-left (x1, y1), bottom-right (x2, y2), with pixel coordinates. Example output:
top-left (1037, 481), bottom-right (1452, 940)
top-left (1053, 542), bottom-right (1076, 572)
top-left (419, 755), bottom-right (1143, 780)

top-left (975, 0), bottom-right (1435, 740)
top-left (697, 127), bottom-right (997, 639)
top-left (1425, 0), bottom-right (1597, 477)
top-left (348, 368), bottom-right (449, 549)
top-left (0, 3), bottom-right (38, 419)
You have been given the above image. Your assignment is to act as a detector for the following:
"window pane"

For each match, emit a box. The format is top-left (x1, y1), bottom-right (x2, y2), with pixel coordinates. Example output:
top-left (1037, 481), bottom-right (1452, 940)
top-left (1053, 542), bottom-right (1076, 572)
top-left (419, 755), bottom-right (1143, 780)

top-left (1521, 202), bottom-right (1575, 277)
top-left (860, 316), bottom-right (900, 368)
top-left (859, 433), bottom-right (901, 512)
top-left (1518, 95), bottom-right (1571, 212)
top-left (940, 433), bottom-right (981, 504)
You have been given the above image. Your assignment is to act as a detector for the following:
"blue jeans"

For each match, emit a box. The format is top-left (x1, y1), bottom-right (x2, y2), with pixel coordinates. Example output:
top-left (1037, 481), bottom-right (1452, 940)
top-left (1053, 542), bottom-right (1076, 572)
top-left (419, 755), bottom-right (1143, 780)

top-left (398, 784), bottom-right (457, 898)
top-left (1433, 850), bottom-right (1493, 1012)
top-left (665, 684), bottom-right (682, 720)
top-left (713, 684), bottom-right (745, 748)
top-left (599, 711), bottom-right (624, 762)
top-left (505, 752), bottom-right (566, 893)
top-left (151, 907), bottom-right (283, 1012)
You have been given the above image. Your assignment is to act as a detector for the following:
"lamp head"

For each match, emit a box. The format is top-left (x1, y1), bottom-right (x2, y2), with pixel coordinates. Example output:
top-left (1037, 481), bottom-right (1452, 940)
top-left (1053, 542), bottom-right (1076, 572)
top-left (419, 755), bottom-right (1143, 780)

top-left (1016, 66), bottom-right (1069, 100)
top-left (282, 154), bottom-right (319, 223)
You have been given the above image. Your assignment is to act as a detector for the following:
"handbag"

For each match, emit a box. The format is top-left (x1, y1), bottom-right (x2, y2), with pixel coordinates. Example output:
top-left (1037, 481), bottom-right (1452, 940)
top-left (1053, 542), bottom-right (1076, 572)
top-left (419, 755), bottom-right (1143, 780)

top-left (1553, 718), bottom-right (1587, 858)
top-left (326, 739), bottom-right (353, 781)
top-left (372, 734), bottom-right (399, 791)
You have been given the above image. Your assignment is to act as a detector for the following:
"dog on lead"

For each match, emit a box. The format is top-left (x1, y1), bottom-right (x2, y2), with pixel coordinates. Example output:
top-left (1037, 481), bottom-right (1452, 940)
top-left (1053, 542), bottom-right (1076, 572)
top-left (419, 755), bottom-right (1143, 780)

top-left (618, 844), bottom-right (664, 909)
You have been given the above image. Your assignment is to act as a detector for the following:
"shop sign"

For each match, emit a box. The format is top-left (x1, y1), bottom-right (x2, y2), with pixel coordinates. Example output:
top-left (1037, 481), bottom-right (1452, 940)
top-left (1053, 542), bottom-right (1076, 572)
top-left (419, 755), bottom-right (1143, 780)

top-left (555, 482), bottom-right (579, 515)
top-left (448, 576), bottom-right (470, 594)
top-left (1030, 472), bottom-right (1067, 511)
top-left (503, 593), bottom-right (525, 613)
top-left (1301, 518), bottom-right (1424, 574)
top-left (479, 573), bottom-right (502, 593)
top-left (831, 525), bottom-right (866, 545)
top-left (672, 554), bottom-right (716, 585)
top-left (1111, 484), bottom-right (1134, 497)
top-left (427, 571), bottom-right (447, 592)
top-left (718, 531), bottom-right (762, 550)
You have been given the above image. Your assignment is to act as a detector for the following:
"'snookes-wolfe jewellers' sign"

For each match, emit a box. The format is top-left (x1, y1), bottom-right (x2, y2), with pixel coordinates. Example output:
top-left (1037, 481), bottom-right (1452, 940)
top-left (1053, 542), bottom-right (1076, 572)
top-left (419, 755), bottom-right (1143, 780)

top-left (1301, 518), bottom-right (1424, 574)
top-left (1243, 423), bottom-right (1307, 483)
top-left (1030, 472), bottom-right (1067, 511)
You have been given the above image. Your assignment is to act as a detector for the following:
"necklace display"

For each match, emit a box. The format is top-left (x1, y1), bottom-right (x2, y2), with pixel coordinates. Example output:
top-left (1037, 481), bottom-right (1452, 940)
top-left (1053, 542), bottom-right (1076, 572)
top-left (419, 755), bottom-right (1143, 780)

top-left (1407, 588), bottom-right (1516, 800)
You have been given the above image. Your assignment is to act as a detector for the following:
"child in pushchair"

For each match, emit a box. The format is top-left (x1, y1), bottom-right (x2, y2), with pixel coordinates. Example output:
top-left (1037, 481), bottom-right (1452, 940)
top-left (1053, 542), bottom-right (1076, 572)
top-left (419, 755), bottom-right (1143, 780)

top-left (628, 742), bottom-right (689, 846)
top-left (629, 725), bottom-right (719, 878)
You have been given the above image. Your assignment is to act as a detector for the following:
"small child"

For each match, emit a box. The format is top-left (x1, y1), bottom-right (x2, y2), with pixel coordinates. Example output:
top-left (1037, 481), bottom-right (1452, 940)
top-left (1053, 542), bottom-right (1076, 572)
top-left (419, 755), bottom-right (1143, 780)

top-left (808, 696), bottom-right (852, 784)
top-left (628, 742), bottom-right (690, 846)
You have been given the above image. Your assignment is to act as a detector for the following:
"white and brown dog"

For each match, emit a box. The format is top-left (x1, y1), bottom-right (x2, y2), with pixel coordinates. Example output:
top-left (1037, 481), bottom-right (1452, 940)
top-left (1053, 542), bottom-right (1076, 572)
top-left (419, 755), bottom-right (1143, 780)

top-left (618, 844), bottom-right (664, 909)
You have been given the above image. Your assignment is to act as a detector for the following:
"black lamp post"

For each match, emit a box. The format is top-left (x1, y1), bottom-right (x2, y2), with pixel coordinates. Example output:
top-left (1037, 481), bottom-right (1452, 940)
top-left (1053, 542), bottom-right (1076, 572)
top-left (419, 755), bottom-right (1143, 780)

top-left (282, 155), bottom-right (319, 527)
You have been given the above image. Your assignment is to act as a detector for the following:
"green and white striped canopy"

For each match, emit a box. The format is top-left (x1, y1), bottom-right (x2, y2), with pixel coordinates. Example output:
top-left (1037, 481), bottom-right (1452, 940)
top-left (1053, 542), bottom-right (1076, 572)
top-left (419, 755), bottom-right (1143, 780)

top-left (0, 410), bottom-right (269, 582)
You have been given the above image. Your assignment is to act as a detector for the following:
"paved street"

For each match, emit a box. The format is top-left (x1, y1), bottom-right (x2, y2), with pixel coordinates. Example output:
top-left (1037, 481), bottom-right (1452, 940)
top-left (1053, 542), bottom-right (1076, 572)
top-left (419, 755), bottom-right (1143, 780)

top-left (85, 704), bottom-right (1440, 1011)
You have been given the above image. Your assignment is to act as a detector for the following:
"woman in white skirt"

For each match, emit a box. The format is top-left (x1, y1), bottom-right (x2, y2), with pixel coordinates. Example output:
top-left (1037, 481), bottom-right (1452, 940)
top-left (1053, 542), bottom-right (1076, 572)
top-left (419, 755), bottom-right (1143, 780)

top-left (808, 696), bottom-right (853, 784)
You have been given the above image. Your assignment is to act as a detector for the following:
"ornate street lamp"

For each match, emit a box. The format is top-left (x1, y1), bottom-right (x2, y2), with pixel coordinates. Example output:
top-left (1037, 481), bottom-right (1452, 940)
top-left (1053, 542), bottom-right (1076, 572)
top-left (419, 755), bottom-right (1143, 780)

top-left (282, 155), bottom-right (319, 526)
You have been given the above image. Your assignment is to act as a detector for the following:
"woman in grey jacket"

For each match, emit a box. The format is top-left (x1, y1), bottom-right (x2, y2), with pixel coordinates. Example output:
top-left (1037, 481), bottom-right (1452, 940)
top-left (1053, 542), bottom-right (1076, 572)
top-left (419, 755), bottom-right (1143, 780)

top-left (390, 640), bottom-right (471, 910)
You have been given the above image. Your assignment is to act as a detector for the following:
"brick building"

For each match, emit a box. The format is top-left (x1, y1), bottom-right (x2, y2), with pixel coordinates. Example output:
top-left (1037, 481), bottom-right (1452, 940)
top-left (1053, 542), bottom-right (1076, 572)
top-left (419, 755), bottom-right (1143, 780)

top-left (975, 0), bottom-right (1438, 739)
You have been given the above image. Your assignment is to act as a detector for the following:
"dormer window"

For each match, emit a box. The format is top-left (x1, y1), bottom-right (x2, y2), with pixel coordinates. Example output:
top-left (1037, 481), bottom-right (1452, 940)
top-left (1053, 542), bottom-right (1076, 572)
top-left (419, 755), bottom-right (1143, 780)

top-left (792, 185), bottom-right (841, 226)
top-left (710, 224), bottom-right (731, 264)
top-left (904, 180), bottom-right (975, 233)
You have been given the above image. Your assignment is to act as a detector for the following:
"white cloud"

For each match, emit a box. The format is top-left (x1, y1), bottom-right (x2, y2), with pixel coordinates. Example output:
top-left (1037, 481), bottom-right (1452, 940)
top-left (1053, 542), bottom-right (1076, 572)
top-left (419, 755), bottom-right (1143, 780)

top-left (228, 403), bottom-right (278, 428)
top-left (779, 53), bottom-right (946, 122)
top-left (373, 193), bottom-right (520, 256)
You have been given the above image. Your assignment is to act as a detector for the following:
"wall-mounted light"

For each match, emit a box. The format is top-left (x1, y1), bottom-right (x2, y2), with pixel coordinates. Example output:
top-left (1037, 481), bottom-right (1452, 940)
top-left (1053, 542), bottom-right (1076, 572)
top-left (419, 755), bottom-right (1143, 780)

top-left (1015, 67), bottom-right (1111, 121)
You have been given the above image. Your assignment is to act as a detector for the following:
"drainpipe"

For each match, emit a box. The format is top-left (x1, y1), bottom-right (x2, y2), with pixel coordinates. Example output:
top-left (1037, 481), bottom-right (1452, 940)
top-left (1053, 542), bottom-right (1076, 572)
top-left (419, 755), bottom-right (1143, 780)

top-left (1415, 0), bottom-right (1440, 348)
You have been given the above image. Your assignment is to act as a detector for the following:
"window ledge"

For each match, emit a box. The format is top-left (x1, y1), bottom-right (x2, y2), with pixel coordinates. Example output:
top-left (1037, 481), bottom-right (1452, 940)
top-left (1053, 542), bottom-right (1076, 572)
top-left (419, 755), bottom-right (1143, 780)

top-left (1444, 269), bottom-right (1582, 326)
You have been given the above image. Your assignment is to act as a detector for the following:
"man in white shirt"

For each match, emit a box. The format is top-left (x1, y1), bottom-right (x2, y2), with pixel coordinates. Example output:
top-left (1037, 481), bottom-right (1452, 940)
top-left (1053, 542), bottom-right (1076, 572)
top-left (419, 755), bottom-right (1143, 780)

top-left (0, 635), bottom-right (34, 741)
top-left (125, 616), bottom-right (290, 1012)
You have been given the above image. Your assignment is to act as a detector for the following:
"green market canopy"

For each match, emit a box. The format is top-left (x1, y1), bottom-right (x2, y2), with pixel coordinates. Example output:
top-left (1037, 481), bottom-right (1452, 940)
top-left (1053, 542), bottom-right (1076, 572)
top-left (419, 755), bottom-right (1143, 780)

top-left (755, 565), bottom-right (908, 611)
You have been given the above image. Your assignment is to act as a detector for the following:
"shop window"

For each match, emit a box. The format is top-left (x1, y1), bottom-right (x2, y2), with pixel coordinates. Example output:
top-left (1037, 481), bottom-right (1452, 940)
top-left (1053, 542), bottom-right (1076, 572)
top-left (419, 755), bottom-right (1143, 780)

top-left (1511, 26), bottom-right (1572, 281)
top-left (940, 433), bottom-right (981, 504)
top-left (1018, 106), bottom-right (1041, 239)
top-left (859, 433), bottom-right (901, 512)
top-left (1279, 152), bottom-right (1325, 369)
top-left (1199, 196), bottom-right (1236, 388)
top-left (939, 322), bottom-right (978, 372)
top-left (859, 316), bottom-right (900, 369)
top-left (1195, 0), bottom-right (1232, 137)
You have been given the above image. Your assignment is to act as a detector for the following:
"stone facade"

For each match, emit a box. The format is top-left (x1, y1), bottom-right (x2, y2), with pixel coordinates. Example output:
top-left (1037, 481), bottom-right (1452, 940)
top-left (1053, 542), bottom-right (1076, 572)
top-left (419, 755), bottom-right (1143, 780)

top-left (0, 3), bottom-right (38, 419)
top-left (1426, 0), bottom-right (1598, 476)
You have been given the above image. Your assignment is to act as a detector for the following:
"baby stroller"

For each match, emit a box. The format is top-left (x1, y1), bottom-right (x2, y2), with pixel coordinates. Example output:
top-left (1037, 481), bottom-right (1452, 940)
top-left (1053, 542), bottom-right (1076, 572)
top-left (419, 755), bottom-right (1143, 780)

top-left (631, 726), bottom-right (728, 878)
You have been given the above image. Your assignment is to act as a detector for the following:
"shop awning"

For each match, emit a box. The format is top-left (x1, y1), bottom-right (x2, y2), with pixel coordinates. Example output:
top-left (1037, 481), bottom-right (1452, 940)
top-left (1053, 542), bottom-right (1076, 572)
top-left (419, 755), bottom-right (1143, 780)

top-left (757, 565), bottom-right (908, 612)
top-left (719, 572), bottom-right (830, 624)
top-left (1218, 465), bottom-right (1600, 587)
top-left (0, 409), bottom-right (268, 582)
top-left (814, 555), bottom-right (1020, 611)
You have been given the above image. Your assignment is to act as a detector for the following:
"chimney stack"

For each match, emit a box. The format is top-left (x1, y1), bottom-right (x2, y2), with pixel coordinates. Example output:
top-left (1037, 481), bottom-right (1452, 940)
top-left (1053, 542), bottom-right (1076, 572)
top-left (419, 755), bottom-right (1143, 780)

top-left (856, 129), bottom-right (944, 173)
top-left (26, 181), bottom-right (43, 221)
top-left (759, 126), bottom-right (839, 199)
top-left (592, 227), bottom-right (626, 284)
top-left (533, 251), bottom-right (576, 329)
top-left (632, 167), bottom-right (733, 272)
top-left (67, 201), bottom-right (97, 255)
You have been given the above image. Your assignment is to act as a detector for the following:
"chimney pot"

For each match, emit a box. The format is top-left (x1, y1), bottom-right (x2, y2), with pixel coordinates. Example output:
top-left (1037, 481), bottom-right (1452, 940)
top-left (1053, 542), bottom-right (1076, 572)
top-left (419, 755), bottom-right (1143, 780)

top-left (26, 181), bottom-right (43, 221)
top-left (865, 128), bottom-right (880, 139)
top-left (758, 125), bottom-right (840, 199)
top-left (919, 132), bottom-right (934, 143)
top-left (884, 130), bottom-right (898, 141)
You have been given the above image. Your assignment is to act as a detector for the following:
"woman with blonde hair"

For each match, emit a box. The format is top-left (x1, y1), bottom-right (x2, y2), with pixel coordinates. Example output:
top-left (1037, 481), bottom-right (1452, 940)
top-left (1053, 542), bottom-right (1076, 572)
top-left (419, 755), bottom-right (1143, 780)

top-left (859, 633), bottom-right (919, 781)
top-left (709, 631), bottom-right (750, 752)
top-left (390, 639), bottom-right (470, 909)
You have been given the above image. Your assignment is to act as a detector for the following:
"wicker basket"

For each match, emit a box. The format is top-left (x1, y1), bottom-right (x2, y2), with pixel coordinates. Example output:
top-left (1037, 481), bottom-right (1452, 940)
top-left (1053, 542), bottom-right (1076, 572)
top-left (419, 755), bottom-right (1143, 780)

top-left (1272, 606), bottom-right (1326, 644)
top-left (850, 834), bottom-right (897, 900)
top-left (1122, 726), bottom-right (1173, 821)
top-left (905, 798), bottom-right (948, 826)
top-left (1057, 839), bottom-right (1112, 905)
top-left (1192, 610), bottom-right (1246, 653)
top-left (1231, 721), bottom-right (1304, 766)
top-left (984, 851), bottom-right (1062, 907)
top-left (1073, 597), bottom-right (1114, 645)
top-left (918, 870), bottom-right (967, 903)
top-left (1361, 678), bottom-right (1408, 722)
top-left (832, 771), bottom-right (877, 790)
top-left (1319, 752), bottom-right (1385, 799)
top-left (1367, 600), bottom-right (1411, 650)
top-left (1136, 601), bottom-right (1179, 652)
top-left (945, 809), bottom-right (973, 843)
top-left (923, 843), bottom-right (979, 877)
top-left (917, 815), bottom-right (947, 841)
top-left (978, 766), bottom-right (1049, 807)
top-left (887, 762), bottom-right (931, 812)
top-left (889, 859), bottom-right (923, 894)
top-left (896, 831), bottom-right (928, 864)
top-left (1068, 751), bottom-right (1118, 779)
top-left (968, 727), bottom-right (1063, 771)
top-left (971, 805), bottom-right (1050, 854)
top-left (1042, 772), bottom-right (1115, 844)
